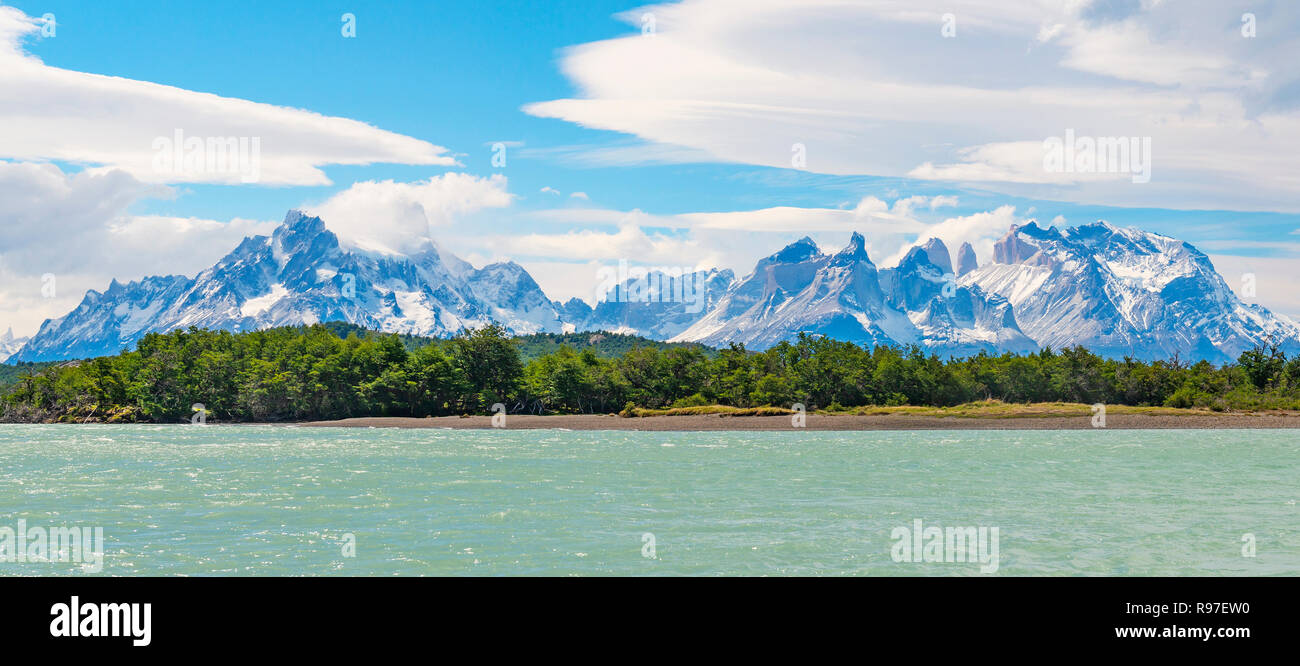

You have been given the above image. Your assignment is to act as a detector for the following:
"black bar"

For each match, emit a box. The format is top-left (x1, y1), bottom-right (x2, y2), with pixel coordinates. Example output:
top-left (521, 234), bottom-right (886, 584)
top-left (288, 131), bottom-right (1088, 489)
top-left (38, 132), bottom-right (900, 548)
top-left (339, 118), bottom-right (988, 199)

top-left (0, 577), bottom-right (1289, 654)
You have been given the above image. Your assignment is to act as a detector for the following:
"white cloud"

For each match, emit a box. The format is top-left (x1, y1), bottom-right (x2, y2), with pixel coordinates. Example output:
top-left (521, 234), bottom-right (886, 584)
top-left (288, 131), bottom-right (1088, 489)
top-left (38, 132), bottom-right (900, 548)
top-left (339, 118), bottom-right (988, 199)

top-left (569, 191), bottom-right (589, 200)
top-left (526, 195), bottom-right (932, 234)
top-left (306, 173), bottom-right (513, 256)
top-left (0, 6), bottom-right (454, 186)
top-left (882, 205), bottom-right (1023, 267)
top-left (493, 223), bottom-right (710, 266)
top-left (1208, 255), bottom-right (1300, 321)
top-left (0, 161), bottom-right (276, 336)
top-left (104, 215), bottom-right (278, 269)
top-left (676, 202), bottom-right (926, 234)
top-left (518, 140), bottom-right (719, 168)
top-left (525, 0), bottom-right (1300, 211)
top-left (889, 194), bottom-right (959, 219)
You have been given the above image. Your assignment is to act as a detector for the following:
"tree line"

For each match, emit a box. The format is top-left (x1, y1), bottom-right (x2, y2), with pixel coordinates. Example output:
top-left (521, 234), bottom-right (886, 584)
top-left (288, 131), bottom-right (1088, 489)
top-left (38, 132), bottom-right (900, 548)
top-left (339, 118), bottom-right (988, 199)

top-left (3, 323), bottom-right (1299, 423)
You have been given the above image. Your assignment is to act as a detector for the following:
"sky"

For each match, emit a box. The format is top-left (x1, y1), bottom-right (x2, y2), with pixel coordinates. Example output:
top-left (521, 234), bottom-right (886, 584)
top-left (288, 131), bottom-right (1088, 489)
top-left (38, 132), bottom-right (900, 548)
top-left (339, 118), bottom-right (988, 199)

top-left (1, 0), bottom-right (1299, 337)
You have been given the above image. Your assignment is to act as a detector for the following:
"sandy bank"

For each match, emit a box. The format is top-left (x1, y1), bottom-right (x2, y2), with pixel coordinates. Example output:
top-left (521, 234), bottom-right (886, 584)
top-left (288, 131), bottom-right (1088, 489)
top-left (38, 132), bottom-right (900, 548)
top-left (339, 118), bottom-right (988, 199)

top-left (293, 412), bottom-right (1300, 431)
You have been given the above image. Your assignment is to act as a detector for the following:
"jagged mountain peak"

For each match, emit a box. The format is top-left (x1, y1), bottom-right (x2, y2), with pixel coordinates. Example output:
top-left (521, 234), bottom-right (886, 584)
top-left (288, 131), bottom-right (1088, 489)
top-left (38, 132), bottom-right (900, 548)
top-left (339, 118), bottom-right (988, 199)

top-left (9, 210), bottom-right (569, 362)
top-left (273, 210), bottom-right (336, 254)
top-left (993, 223), bottom-right (1053, 264)
top-left (1005, 219), bottom-right (1069, 244)
top-left (1076, 219), bottom-right (1122, 233)
top-left (765, 236), bottom-right (823, 265)
top-left (832, 231), bottom-right (873, 264)
top-left (897, 245), bottom-right (929, 269)
top-left (476, 259), bottom-right (530, 278)
top-left (918, 237), bottom-right (953, 274)
top-left (675, 227), bottom-right (1031, 355)
top-left (470, 261), bottom-right (549, 306)
top-left (956, 242), bottom-right (978, 277)
top-left (841, 231), bottom-right (867, 252)
top-left (282, 208), bottom-right (317, 227)
top-left (0, 327), bottom-right (29, 363)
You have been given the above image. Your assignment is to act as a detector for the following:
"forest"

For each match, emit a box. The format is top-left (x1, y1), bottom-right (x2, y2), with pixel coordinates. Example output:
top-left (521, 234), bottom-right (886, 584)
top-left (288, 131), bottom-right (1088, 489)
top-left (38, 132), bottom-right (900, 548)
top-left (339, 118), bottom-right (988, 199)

top-left (3, 322), bottom-right (1299, 423)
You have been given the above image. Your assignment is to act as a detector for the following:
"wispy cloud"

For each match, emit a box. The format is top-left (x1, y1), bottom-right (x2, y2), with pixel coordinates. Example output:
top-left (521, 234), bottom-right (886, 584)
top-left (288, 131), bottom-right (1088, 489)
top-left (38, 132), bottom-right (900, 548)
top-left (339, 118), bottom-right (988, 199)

top-left (526, 0), bottom-right (1300, 212)
top-left (524, 195), bottom-right (945, 234)
top-left (0, 161), bottom-right (276, 335)
top-left (0, 6), bottom-right (455, 186)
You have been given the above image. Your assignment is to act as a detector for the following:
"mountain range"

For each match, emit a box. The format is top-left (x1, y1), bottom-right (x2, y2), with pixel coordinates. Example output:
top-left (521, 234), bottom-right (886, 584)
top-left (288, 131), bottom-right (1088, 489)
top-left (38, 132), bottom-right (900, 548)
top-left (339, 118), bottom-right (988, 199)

top-left (7, 210), bottom-right (1298, 364)
top-left (0, 328), bottom-right (29, 362)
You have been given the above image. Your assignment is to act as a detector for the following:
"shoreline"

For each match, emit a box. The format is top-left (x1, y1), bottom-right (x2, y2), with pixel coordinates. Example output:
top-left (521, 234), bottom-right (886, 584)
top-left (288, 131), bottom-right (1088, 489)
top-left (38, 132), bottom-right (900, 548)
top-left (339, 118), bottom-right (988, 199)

top-left (290, 412), bottom-right (1300, 431)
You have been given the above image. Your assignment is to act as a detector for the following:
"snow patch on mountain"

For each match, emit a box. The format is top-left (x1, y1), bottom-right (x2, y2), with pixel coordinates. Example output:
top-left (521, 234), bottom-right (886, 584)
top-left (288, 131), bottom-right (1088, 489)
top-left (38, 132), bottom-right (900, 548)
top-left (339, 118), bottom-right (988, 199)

top-left (961, 221), bottom-right (1300, 362)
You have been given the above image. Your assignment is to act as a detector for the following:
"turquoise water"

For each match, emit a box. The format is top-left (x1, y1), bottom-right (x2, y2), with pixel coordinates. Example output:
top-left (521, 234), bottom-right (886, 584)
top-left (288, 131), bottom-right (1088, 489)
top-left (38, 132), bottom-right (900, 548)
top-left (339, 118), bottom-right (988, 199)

top-left (0, 425), bottom-right (1295, 576)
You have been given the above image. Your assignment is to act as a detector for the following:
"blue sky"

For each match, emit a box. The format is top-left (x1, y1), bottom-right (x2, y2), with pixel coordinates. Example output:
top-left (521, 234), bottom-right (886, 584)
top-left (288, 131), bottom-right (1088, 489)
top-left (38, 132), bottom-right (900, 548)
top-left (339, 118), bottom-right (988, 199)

top-left (1, 0), bottom-right (1299, 335)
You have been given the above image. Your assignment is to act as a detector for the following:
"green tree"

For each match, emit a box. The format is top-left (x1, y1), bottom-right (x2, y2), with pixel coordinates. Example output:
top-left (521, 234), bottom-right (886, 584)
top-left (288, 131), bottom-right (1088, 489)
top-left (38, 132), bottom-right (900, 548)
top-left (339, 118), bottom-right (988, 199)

top-left (448, 323), bottom-right (524, 412)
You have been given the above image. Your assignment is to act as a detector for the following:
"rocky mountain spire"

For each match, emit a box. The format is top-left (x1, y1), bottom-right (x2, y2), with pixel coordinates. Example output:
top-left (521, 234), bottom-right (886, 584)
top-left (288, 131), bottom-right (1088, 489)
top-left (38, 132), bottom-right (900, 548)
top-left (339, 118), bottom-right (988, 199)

top-left (956, 242), bottom-right (978, 277)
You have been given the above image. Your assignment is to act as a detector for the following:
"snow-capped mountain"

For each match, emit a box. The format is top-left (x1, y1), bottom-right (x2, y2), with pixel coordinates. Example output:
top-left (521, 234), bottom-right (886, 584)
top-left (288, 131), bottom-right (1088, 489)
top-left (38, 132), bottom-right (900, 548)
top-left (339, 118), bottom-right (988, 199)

top-left (9, 211), bottom-right (1297, 363)
top-left (10, 211), bottom-right (573, 362)
top-left (576, 268), bottom-right (734, 339)
top-left (0, 327), bottom-right (30, 362)
top-left (960, 221), bottom-right (1300, 362)
top-left (671, 233), bottom-right (1036, 354)
top-left (465, 261), bottom-right (567, 335)
top-left (878, 239), bottom-right (1037, 356)
top-left (553, 298), bottom-right (594, 332)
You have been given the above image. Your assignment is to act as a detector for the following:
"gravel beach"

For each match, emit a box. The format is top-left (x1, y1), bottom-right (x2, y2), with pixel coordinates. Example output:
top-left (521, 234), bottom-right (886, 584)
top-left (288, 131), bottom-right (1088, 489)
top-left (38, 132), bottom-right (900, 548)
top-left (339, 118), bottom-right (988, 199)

top-left (294, 412), bottom-right (1300, 431)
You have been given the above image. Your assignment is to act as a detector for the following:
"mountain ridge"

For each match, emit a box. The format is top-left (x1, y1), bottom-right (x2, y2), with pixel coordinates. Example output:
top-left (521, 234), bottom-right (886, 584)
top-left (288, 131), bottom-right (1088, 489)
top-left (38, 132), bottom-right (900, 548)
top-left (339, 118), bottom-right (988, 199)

top-left (8, 210), bottom-right (1299, 363)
